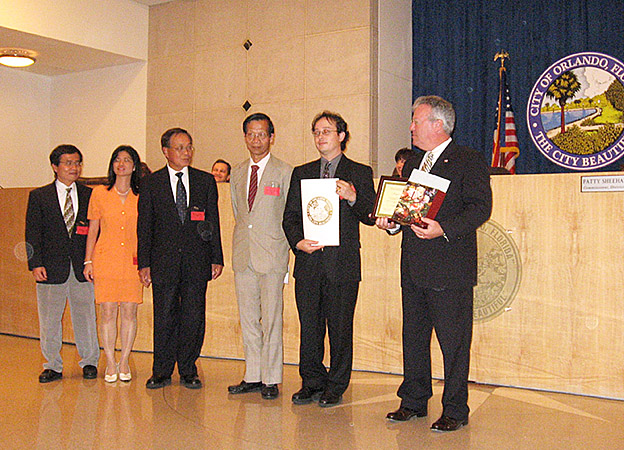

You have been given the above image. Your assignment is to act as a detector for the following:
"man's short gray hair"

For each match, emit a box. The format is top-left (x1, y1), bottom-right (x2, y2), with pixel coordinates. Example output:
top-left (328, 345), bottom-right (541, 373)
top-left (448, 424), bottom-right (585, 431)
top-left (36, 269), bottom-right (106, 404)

top-left (413, 95), bottom-right (456, 135)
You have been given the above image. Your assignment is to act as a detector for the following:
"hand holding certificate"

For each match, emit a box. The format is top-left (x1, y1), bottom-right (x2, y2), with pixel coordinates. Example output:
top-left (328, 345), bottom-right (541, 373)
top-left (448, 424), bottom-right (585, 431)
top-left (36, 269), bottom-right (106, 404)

top-left (301, 178), bottom-right (340, 246)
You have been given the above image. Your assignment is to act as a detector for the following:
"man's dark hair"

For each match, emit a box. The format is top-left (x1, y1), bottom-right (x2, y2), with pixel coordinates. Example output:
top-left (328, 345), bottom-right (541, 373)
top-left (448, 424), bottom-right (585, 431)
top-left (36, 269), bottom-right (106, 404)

top-left (243, 113), bottom-right (274, 136)
top-left (212, 159), bottom-right (231, 175)
top-left (311, 111), bottom-right (350, 151)
top-left (49, 144), bottom-right (82, 166)
top-left (394, 147), bottom-right (414, 162)
top-left (106, 145), bottom-right (142, 195)
top-left (161, 127), bottom-right (192, 148)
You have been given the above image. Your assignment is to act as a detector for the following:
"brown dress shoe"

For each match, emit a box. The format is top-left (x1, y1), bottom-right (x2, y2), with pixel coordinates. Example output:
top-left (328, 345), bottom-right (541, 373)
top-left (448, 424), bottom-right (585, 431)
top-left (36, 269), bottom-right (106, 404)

top-left (431, 415), bottom-right (469, 432)
top-left (386, 406), bottom-right (427, 421)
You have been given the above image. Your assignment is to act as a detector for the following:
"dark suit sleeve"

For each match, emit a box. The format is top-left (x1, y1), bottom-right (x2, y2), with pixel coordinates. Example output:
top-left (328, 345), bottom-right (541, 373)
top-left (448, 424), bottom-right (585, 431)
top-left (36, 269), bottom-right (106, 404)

top-left (25, 189), bottom-right (44, 271)
top-left (206, 174), bottom-right (224, 266)
top-left (282, 166), bottom-right (304, 252)
top-left (438, 150), bottom-right (492, 240)
top-left (137, 175), bottom-right (153, 270)
top-left (347, 164), bottom-right (375, 226)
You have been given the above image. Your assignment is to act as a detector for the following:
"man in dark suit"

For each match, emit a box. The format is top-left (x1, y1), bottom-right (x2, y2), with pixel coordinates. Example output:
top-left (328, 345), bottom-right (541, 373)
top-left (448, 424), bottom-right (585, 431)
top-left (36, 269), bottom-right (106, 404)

top-left (138, 128), bottom-right (224, 390)
top-left (283, 111), bottom-right (375, 407)
top-left (377, 96), bottom-right (492, 431)
top-left (25, 145), bottom-right (100, 383)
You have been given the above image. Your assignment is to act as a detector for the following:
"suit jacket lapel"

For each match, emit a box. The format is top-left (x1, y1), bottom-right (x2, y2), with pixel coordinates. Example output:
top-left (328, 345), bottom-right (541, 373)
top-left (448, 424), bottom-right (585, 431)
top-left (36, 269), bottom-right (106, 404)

top-left (430, 142), bottom-right (456, 178)
top-left (45, 183), bottom-right (67, 228)
top-left (155, 167), bottom-right (178, 219)
top-left (334, 154), bottom-right (350, 180)
top-left (234, 160), bottom-right (250, 213)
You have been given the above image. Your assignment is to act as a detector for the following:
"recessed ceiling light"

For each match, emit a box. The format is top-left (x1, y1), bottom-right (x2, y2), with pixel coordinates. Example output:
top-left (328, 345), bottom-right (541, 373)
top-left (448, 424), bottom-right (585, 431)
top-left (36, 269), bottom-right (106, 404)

top-left (0, 48), bottom-right (37, 68)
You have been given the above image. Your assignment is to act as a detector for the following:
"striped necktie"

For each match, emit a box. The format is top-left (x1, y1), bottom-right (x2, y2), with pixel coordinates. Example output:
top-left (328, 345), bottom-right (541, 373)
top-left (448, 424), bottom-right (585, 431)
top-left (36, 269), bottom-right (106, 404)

top-left (421, 152), bottom-right (434, 173)
top-left (63, 187), bottom-right (75, 236)
top-left (322, 161), bottom-right (331, 178)
top-left (248, 165), bottom-right (259, 211)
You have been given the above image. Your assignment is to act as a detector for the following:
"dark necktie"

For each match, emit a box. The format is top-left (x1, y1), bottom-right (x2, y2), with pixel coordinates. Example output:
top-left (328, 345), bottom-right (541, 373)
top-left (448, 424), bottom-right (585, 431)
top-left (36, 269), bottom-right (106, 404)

top-left (175, 172), bottom-right (187, 223)
top-left (63, 187), bottom-right (75, 236)
top-left (248, 165), bottom-right (259, 211)
top-left (322, 161), bottom-right (331, 178)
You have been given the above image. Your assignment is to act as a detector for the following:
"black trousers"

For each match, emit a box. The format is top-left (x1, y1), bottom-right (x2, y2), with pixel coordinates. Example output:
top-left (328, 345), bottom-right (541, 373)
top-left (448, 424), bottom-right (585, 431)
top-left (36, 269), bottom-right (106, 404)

top-left (398, 275), bottom-right (473, 420)
top-left (151, 265), bottom-right (208, 378)
top-left (294, 270), bottom-right (359, 396)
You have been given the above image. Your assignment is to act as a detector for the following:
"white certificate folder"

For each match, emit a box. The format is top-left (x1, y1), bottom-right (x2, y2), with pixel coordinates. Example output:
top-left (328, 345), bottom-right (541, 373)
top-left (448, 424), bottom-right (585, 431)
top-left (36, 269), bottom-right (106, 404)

top-left (301, 178), bottom-right (340, 246)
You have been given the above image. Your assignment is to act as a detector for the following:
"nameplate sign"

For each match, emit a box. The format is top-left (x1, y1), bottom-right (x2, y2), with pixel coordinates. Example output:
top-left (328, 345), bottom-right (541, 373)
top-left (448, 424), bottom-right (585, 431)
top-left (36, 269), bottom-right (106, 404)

top-left (581, 175), bottom-right (624, 192)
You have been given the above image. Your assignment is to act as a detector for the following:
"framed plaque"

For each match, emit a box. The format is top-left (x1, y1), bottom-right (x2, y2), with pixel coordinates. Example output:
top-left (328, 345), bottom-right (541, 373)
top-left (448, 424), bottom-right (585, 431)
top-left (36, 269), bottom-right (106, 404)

top-left (372, 176), bottom-right (408, 219)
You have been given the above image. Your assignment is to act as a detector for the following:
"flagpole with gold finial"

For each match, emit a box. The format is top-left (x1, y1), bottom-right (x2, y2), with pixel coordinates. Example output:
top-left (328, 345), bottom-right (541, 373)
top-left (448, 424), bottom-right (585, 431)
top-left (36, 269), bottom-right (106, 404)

top-left (491, 51), bottom-right (509, 167)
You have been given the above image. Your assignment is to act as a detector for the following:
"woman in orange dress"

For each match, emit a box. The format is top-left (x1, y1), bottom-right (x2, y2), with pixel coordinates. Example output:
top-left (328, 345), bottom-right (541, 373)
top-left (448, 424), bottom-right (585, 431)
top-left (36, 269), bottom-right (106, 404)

top-left (84, 146), bottom-right (143, 383)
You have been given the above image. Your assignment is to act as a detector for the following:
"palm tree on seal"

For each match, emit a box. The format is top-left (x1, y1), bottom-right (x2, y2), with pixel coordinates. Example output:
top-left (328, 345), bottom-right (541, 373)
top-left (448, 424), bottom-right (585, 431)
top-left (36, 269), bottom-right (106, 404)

top-left (546, 70), bottom-right (581, 134)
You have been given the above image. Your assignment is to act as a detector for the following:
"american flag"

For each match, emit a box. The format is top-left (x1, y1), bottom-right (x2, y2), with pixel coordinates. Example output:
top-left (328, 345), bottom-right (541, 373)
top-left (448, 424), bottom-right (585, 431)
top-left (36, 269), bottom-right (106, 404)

top-left (491, 67), bottom-right (519, 174)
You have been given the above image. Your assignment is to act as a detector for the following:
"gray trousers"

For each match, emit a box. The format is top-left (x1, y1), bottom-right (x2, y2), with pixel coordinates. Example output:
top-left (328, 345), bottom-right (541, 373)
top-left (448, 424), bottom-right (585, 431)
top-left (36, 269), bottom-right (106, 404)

top-left (36, 265), bottom-right (99, 372)
top-left (234, 267), bottom-right (285, 385)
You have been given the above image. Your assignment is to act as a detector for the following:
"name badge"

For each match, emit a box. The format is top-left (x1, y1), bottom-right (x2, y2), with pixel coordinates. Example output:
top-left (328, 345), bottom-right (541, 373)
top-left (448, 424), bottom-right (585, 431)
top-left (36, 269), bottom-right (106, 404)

top-left (264, 186), bottom-right (280, 196)
top-left (191, 210), bottom-right (205, 221)
top-left (76, 225), bottom-right (89, 235)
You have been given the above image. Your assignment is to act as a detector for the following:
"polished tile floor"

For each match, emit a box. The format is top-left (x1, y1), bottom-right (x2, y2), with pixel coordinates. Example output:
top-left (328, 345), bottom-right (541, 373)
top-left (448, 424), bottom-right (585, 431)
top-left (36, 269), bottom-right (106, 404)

top-left (2, 334), bottom-right (623, 449)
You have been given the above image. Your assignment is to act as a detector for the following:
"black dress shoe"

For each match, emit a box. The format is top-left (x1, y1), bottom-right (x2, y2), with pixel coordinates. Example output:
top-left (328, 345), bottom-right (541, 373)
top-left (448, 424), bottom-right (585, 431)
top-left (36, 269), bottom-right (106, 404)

top-left (318, 391), bottom-right (342, 407)
top-left (292, 386), bottom-right (324, 405)
top-left (228, 380), bottom-right (264, 394)
top-left (261, 384), bottom-right (279, 400)
top-left (145, 375), bottom-right (172, 389)
top-left (386, 406), bottom-right (427, 421)
top-left (430, 415), bottom-right (469, 432)
top-left (181, 375), bottom-right (202, 389)
top-left (39, 369), bottom-right (62, 383)
top-left (82, 365), bottom-right (97, 379)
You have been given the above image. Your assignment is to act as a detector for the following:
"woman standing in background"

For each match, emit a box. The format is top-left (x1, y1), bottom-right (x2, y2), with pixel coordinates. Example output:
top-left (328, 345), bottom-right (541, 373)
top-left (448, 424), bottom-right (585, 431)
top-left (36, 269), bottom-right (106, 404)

top-left (84, 145), bottom-right (143, 382)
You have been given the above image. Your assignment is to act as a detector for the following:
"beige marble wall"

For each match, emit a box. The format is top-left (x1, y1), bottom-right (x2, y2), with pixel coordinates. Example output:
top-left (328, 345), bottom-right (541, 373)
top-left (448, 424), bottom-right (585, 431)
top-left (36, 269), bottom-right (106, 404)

top-left (146, 0), bottom-right (377, 173)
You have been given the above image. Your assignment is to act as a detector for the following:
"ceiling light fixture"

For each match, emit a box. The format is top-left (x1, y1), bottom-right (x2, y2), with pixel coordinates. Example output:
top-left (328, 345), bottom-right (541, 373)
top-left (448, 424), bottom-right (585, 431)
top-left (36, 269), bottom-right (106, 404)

top-left (0, 48), bottom-right (38, 68)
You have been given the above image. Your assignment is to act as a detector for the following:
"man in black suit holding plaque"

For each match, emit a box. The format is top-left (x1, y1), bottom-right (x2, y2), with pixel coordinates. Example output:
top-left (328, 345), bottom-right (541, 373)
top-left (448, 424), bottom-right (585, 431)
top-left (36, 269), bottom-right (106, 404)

top-left (283, 111), bottom-right (375, 407)
top-left (138, 128), bottom-right (224, 390)
top-left (376, 96), bottom-right (492, 432)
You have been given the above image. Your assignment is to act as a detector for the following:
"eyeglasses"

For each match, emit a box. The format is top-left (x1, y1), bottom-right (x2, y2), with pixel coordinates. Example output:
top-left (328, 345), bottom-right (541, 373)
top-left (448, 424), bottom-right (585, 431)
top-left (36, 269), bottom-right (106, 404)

top-left (245, 132), bottom-right (269, 140)
top-left (312, 129), bottom-right (338, 137)
top-left (58, 161), bottom-right (83, 167)
top-left (168, 145), bottom-right (194, 153)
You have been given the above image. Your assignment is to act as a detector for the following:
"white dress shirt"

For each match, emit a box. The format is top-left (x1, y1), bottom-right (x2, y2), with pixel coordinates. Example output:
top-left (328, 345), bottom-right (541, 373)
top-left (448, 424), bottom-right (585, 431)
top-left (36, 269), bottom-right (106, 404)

top-left (55, 179), bottom-right (79, 212)
top-left (167, 165), bottom-right (190, 207)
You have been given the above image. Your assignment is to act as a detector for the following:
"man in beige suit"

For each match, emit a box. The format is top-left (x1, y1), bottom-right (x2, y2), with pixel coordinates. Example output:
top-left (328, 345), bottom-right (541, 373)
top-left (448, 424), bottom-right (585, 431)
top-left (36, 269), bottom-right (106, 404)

top-left (227, 113), bottom-right (293, 400)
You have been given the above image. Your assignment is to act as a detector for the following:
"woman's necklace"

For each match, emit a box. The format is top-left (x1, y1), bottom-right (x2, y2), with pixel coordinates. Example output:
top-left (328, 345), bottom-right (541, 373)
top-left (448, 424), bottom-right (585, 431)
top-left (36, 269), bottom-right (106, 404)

top-left (114, 186), bottom-right (131, 196)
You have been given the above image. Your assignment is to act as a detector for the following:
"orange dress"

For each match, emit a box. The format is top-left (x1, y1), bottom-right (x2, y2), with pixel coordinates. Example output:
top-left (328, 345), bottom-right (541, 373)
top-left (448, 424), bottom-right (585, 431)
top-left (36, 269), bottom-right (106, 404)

top-left (88, 185), bottom-right (143, 304)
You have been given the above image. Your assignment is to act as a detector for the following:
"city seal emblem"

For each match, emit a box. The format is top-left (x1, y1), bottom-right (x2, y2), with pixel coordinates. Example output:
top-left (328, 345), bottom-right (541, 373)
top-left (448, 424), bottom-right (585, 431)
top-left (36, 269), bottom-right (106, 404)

top-left (474, 220), bottom-right (522, 322)
top-left (527, 52), bottom-right (624, 170)
top-left (306, 196), bottom-right (333, 225)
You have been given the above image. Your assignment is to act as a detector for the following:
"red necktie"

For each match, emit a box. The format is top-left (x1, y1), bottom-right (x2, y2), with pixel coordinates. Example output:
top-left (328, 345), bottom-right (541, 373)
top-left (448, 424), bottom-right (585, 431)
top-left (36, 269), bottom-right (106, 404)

top-left (248, 165), bottom-right (259, 211)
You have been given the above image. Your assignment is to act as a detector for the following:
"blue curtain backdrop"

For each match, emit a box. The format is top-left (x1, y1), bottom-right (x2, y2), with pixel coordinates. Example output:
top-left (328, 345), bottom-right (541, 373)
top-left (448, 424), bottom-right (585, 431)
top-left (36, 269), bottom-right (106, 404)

top-left (412, 0), bottom-right (624, 174)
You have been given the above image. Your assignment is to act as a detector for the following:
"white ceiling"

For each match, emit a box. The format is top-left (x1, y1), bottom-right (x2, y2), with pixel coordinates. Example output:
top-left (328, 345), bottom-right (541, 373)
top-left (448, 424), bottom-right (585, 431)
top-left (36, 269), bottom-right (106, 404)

top-left (0, 0), bottom-right (172, 76)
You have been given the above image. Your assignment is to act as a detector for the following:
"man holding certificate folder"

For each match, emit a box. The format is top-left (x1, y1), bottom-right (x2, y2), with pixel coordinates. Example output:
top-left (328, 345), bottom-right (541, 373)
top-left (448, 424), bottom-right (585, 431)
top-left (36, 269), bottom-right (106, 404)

top-left (283, 111), bottom-right (375, 407)
top-left (377, 96), bottom-right (492, 432)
